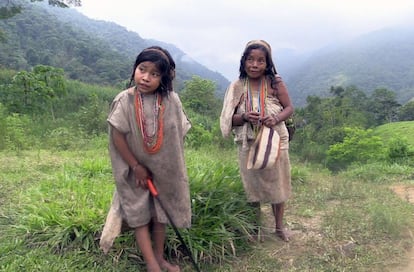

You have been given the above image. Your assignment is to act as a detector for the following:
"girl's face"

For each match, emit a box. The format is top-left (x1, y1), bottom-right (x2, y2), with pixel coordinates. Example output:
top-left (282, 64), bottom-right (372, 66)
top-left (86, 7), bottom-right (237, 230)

top-left (134, 61), bottom-right (162, 93)
top-left (244, 49), bottom-right (267, 79)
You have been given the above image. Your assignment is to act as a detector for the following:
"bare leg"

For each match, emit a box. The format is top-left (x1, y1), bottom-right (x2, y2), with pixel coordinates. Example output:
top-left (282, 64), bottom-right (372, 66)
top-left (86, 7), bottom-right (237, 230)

top-left (152, 221), bottom-right (180, 272)
top-left (135, 224), bottom-right (161, 272)
top-left (272, 202), bottom-right (290, 242)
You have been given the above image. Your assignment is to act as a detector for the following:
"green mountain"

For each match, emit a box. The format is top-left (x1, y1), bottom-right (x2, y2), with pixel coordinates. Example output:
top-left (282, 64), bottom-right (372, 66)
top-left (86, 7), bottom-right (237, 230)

top-left (2, 3), bottom-right (414, 107)
top-left (0, 2), bottom-right (230, 94)
top-left (285, 27), bottom-right (414, 107)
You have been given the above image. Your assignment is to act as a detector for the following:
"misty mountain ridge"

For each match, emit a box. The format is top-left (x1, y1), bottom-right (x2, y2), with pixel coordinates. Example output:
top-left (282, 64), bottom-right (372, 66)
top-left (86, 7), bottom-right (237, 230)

top-left (1, 3), bottom-right (414, 107)
top-left (283, 26), bottom-right (414, 106)
top-left (0, 2), bottom-right (229, 93)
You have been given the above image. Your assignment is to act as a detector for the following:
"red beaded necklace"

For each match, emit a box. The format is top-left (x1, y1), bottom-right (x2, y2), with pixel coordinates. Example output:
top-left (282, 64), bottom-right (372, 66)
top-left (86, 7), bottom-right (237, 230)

top-left (134, 87), bottom-right (164, 154)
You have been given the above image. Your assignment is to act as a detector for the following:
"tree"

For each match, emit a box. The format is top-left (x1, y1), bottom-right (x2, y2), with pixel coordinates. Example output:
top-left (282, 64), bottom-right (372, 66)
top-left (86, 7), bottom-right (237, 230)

top-left (2, 0), bottom-right (80, 12)
top-left (1, 0), bottom-right (81, 41)
top-left (180, 76), bottom-right (221, 120)
top-left (398, 100), bottom-right (414, 121)
top-left (0, 1), bottom-right (81, 20)
top-left (0, 1), bottom-right (21, 20)
top-left (368, 88), bottom-right (400, 125)
top-left (178, 76), bottom-right (223, 147)
top-left (33, 0), bottom-right (81, 8)
top-left (293, 86), bottom-right (376, 162)
top-left (7, 65), bottom-right (66, 118)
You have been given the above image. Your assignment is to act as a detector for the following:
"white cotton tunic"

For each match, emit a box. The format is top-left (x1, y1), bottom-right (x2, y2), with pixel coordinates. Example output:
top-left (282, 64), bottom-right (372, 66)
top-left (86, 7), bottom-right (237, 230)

top-left (107, 88), bottom-right (192, 228)
top-left (220, 79), bottom-right (292, 203)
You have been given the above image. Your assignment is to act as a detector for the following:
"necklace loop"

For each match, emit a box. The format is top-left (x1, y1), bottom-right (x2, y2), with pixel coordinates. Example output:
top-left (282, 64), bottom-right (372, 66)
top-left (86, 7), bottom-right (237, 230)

top-left (134, 87), bottom-right (164, 153)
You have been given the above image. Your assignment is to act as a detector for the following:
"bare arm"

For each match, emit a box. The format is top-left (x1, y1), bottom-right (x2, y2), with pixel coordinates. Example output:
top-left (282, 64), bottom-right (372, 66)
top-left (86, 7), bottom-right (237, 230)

top-left (232, 112), bottom-right (247, 126)
top-left (262, 80), bottom-right (294, 127)
top-left (111, 126), bottom-right (150, 188)
top-left (274, 80), bottom-right (294, 120)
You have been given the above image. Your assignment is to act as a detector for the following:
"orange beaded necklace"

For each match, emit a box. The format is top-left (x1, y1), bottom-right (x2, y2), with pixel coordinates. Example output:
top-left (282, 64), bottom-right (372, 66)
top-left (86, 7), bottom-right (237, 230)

top-left (134, 88), bottom-right (164, 154)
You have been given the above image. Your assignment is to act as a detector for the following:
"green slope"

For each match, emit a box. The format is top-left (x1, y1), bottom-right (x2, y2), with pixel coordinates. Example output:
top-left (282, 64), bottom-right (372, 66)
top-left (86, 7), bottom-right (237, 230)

top-left (374, 121), bottom-right (414, 148)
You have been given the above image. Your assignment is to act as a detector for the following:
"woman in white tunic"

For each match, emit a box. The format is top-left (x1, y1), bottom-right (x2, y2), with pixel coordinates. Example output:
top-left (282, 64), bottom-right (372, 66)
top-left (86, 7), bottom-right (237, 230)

top-left (220, 40), bottom-right (294, 242)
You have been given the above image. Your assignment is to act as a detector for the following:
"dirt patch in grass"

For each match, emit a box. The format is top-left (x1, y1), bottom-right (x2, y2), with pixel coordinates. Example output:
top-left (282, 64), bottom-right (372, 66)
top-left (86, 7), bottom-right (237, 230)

top-left (389, 184), bottom-right (414, 272)
top-left (228, 205), bottom-right (327, 271)
top-left (391, 184), bottom-right (414, 203)
top-left (229, 187), bottom-right (414, 272)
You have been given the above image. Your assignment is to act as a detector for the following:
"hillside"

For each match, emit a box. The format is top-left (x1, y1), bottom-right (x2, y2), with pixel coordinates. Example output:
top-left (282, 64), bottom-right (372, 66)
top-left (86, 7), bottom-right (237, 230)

top-left (374, 121), bottom-right (414, 148)
top-left (0, 2), bottom-right (230, 95)
top-left (286, 27), bottom-right (414, 107)
top-left (2, 3), bottom-right (414, 106)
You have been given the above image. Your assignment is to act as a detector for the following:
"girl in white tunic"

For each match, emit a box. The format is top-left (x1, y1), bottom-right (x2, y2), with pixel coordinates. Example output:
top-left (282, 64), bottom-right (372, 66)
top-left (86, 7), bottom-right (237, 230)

top-left (107, 46), bottom-right (191, 272)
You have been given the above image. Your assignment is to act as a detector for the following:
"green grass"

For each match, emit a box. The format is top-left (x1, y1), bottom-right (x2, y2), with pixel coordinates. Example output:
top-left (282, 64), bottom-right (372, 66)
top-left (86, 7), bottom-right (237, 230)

top-left (1, 144), bottom-right (414, 271)
top-left (0, 146), bottom-right (257, 271)
top-left (374, 121), bottom-right (414, 148)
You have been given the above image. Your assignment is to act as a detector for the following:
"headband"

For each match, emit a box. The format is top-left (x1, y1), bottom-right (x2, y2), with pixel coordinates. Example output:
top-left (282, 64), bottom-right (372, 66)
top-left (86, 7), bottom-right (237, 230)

top-left (245, 40), bottom-right (272, 58)
top-left (143, 48), bottom-right (171, 65)
top-left (245, 40), bottom-right (278, 75)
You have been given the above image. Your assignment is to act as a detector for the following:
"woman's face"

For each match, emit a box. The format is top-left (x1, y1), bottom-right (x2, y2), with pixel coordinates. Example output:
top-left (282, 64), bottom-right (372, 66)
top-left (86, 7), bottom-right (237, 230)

top-left (134, 61), bottom-right (162, 93)
top-left (244, 49), bottom-right (267, 79)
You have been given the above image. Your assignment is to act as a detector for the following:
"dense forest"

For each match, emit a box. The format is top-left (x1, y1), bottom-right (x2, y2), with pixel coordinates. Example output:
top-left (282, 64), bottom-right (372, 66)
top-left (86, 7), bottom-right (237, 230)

top-left (3, 2), bottom-right (414, 107)
top-left (0, 1), bottom-right (230, 93)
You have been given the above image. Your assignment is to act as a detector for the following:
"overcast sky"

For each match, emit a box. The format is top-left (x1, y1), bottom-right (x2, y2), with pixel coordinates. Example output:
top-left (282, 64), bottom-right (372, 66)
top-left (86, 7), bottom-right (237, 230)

top-left (75, 0), bottom-right (414, 80)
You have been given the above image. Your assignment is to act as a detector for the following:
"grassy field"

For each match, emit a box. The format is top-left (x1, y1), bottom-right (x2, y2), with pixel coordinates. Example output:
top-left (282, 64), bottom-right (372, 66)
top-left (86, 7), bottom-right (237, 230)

top-left (374, 121), bottom-right (414, 147)
top-left (1, 140), bottom-right (414, 271)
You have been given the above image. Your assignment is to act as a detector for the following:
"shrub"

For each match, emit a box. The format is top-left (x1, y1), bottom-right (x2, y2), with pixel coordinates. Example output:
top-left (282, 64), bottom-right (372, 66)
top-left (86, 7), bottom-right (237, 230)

top-left (387, 137), bottom-right (410, 162)
top-left (326, 127), bottom-right (385, 171)
top-left (3, 113), bottom-right (34, 151)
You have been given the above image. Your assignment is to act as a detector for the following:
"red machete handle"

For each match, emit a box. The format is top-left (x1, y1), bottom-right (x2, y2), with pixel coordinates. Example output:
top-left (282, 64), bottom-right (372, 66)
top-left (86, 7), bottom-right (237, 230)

top-left (147, 178), bottom-right (158, 197)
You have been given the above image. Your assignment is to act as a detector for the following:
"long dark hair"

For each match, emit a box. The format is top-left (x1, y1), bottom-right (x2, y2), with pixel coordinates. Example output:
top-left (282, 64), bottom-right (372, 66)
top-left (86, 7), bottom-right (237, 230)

top-left (127, 46), bottom-right (176, 96)
top-left (239, 43), bottom-right (280, 90)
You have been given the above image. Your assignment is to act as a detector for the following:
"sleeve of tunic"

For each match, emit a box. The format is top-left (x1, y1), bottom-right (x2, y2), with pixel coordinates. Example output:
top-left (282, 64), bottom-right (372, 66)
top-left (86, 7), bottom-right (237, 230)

top-left (107, 91), bottom-right (130, 134)
top-left (220, 80), bottom-right (244, 138)
top-left (171, 92), bottom-right (191, 136)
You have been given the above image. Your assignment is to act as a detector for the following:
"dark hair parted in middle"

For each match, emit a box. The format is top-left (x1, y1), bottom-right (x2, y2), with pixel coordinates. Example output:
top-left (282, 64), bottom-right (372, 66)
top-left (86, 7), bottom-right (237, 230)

top-left (239, 41), bottom-right (281, 90)
top-left (128, 46), bottom-right (176, 96)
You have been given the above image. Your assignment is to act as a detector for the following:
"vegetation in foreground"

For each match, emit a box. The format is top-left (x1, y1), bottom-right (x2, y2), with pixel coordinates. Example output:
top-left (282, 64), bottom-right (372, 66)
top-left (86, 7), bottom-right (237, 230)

top-left (0, 141), bottom-right (413, 271)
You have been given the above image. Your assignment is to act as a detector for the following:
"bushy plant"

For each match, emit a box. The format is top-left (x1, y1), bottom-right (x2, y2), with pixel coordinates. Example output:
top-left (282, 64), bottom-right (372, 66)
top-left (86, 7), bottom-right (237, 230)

top-left (326, 127), bottom-right (385, 171)
top-left (0, 103), bottom-right (7, 150)
top-left (387, 137), bottom-right (410, 162)
top-left (185, 123), bottom-right (213, 148)
top-left (3, 113), bottom-right (35, 151)
top-left (47, 127), bottom-right (78, 150)
top-left (165, 149), bottom-right (256, 265)
top-left (74, 93), bottom-right (109, 136)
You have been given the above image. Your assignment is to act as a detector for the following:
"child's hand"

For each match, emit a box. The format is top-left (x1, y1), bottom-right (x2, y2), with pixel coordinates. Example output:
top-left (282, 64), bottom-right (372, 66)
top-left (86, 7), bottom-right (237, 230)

top-left (133, 164), bottom-right (151, 189)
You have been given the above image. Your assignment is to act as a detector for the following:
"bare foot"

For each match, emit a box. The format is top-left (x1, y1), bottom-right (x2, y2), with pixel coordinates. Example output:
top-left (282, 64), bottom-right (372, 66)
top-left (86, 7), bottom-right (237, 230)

top-left (276, 228), bottom-right (291, 242)
top-left (158, 259), bottom-right (180, 272)
top-left (146, 263), bottom-right (161, 272)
